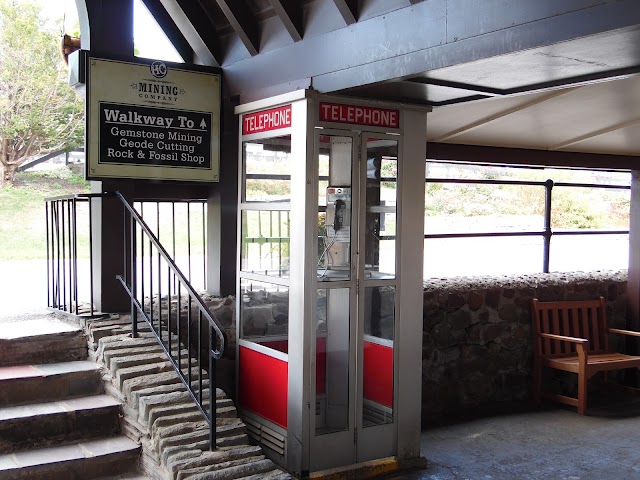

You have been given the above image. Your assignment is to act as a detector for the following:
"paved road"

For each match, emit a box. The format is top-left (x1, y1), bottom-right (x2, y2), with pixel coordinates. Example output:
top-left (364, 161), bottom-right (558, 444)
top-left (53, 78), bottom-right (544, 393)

top-left (0, 257), bottom-right (206, 323)
top-left (0, 260), bottom-right (51, 323)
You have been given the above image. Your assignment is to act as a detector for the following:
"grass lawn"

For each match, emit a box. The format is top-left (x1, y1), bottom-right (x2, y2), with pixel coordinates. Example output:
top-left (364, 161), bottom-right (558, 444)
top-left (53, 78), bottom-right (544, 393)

top-left (0, 168), bottom-right (206, 264)
top-left (0, 168), bottom-right (89, 260)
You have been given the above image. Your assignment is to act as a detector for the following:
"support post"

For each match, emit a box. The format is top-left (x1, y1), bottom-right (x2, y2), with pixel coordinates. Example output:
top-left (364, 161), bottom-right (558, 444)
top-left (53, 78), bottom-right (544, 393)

top-left (212, 96), bottom-right (240, 296)
top-left (90, 180), bottom-right (135, 312)
top-left (397, 108), bottom-right (427, 461)
top-left (624, 171), bottom-right (640, 387)
top-left (627, 171), bottom-right (640, 332)
top-left (206, 189), bottom-right (222, 295)
top-left (77, 0), bottom-right (135, 313)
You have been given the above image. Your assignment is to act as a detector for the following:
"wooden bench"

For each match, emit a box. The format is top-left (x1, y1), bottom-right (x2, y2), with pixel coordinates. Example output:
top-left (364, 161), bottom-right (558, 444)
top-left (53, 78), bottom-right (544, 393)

top-left (531, 296), bottom-right (640, 415)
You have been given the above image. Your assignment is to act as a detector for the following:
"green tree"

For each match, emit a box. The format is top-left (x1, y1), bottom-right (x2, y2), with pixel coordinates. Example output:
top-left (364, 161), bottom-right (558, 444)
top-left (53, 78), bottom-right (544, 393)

top-left (0, 0), bottom-right (84, 187)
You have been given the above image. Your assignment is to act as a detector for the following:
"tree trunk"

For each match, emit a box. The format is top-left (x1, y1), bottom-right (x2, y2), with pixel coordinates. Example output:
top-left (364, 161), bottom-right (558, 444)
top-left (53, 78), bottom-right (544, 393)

top-left (0, 162), bottom-right (17, 187)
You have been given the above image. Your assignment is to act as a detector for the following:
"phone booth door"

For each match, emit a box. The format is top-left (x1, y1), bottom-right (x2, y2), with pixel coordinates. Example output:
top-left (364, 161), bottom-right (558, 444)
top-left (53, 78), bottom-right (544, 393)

top-left (311, 130), bottom-right (401, 471)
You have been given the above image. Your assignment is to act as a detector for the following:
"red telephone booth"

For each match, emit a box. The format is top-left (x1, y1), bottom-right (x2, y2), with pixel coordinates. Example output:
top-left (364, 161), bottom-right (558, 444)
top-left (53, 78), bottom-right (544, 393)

top-left (235, 91), bottom-right (428, 477)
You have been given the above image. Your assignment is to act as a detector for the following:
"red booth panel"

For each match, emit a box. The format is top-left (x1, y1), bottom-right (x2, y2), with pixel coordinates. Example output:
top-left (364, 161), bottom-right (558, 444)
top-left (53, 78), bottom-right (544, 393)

top-left (238, 346), bottom-right (288, 428)
top-left (363, 340), bottom-right (393, 408)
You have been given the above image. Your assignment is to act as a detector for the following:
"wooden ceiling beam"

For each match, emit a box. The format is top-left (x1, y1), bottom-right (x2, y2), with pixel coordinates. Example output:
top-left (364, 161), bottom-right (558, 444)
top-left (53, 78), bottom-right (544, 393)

top-left (269, 0), bottom-right (303, 42)
top-left (215, 0), bottom-right (260, 56)
top-left (158, 0), bottom-right (221, 66)
top-left (427, 143), bottom-right (637, 171)
top-left (332, 0), bottom-right (357, 25)
top-left (551, 118), bottom-right (640, 150)
top-left (433, 88), bottom-right (577, 142)
top-left (141, 0), bottom-right (192, 62)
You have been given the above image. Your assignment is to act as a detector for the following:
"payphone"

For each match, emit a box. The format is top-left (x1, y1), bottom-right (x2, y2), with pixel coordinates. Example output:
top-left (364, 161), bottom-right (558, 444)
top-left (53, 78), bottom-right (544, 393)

top-left (322, 186), bottom-right (351, 269)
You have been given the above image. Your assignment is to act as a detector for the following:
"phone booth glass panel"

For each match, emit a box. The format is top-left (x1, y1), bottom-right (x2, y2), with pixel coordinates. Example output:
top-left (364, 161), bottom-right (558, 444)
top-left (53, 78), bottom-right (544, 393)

top-left (235, 93), bottom-right (427, 478)
top-left (237, 130), bottom-right (294, 461)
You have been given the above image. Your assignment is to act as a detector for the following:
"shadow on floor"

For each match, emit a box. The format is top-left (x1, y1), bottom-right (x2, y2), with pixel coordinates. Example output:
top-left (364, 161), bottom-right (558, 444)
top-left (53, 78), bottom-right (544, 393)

top-left (385, 393), bottom-right (640, 480)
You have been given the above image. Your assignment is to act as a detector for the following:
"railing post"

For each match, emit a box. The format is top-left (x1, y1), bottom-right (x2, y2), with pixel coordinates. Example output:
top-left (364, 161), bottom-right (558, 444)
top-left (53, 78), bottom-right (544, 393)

top-left (131, 213), bottom-right (138, 338)
top-left (72, 198), bottom-right (79, 315)
top-left (55, 202), bottom-right (61, 309)
top-left (209, 325), bottom-right (216, 451)
top-left (46, 201), bottom-right (50, 309)
top-left (89, 197), bottom-right (95, 316)
top-left (543, 179), bottom-right (554, 273)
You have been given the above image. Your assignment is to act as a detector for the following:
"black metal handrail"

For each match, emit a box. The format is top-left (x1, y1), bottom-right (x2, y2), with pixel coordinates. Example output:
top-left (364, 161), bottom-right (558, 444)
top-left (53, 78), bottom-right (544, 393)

top-left (424, 177), bottom-right (630, 273)
top-left (45, 193), bottom-right (100, 316)
top-left (45, 191), bottom-right (226, 450)
top-left (134, 199), bottom-right (207, 291)
top-left (113, 191), bottom-right (226, 451)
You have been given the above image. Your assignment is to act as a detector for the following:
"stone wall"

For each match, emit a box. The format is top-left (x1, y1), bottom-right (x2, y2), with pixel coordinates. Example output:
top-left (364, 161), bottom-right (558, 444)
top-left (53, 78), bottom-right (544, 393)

top-left (194, 270), bottom-right (629, 425)
top-left (422, 270), bottom-right (628, 426)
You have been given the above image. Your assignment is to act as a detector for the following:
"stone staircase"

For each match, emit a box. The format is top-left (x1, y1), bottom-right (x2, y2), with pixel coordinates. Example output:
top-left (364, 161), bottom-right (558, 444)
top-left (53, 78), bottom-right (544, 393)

top-left (83, 314), bottom-right (291, 480)
top-left (0, 317), bottom-right (145, 480)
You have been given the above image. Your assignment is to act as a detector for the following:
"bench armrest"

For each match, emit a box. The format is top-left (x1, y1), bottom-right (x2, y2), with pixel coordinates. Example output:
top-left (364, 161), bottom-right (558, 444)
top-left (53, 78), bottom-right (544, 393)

top-left (608, 328), bottom-right (640, 338)
top-left (539, 332), bottom-right (589, 345)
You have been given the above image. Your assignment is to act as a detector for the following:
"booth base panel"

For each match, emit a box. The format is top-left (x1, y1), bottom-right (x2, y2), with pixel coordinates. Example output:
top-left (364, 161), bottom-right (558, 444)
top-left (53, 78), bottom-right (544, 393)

top-left (362, 399), bottom-right (393, 427)
top-left (308, 456), bottom-right (424, 480)
top-left (241, 409), bottom-right (287, 467)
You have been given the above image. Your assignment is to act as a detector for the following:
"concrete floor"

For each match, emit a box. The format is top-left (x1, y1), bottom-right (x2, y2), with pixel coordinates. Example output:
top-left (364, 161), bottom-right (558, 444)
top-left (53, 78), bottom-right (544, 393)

top-left (387, 399), bottom-right (640, 480)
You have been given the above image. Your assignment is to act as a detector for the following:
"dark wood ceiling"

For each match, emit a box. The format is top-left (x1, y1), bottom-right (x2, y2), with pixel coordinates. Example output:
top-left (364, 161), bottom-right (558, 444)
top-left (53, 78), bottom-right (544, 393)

top-left (137, 0), bottom-right (640, 161)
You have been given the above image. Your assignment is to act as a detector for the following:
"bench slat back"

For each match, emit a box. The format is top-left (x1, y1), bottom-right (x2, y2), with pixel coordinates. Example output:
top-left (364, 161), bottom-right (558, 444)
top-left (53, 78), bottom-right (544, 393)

top-left (532, 297), bottom-right (608, 356)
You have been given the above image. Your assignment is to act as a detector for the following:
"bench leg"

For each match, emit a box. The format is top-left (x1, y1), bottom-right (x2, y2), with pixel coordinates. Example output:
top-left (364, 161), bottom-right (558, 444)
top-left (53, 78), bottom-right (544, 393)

top-left (577, 369), bottom-right (587, 416)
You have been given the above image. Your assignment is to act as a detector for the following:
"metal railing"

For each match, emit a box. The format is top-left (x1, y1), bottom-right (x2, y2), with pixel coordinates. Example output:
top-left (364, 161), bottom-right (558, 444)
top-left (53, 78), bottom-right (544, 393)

top-left (135, 199), bottom-right (207, 291)
top-left (422, 178), bottom-right (630, 273)
top-left (115, 191), bottom-right (226, 451)
top-left (45, 192), bottom-right (226, 450)
top-left (45, 195), bottom-right (209, 315)
top-left (45, 193), bottom-right (97, 316)
top-left (242, 172), bottom-right (630, 275)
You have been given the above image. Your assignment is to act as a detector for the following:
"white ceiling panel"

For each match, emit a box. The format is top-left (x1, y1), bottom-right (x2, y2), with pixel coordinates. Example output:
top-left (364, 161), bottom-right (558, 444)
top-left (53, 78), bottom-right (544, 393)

top-left (427, 75), bottom-right (640, 156)
top-left (563, 123), bottom-right (640, 156)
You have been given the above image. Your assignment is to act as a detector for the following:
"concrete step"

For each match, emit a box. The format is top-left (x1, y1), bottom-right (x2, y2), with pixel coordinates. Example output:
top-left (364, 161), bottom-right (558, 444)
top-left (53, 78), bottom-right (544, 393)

top-left (96, 476), bottom-right (152, 480)
top-left (111, 351), bottom-right (192, 376)
top-left (90, 324), bottom-right (153, 345)
top-left (115, 362), bottom-right (176, 389)
top-left (236, 470), bottom-right (291, 480)
top-left (168, 445), bottom-right (264, 478)
top-left (0, 435), bottom-right (140, 480)
top-left (123, 370), bottom-right (208, 399)
top-left (139, 390), bottom-right (217, 423)
top-left (0, 318), bottom-right (87, 367)
top-left (96, 333), bottom-right (176, 361)
top-left (96, 475), bottom-right (152, 480)
top-left (129, 378), bottom-right (211, 409)
top-left (160, 433), bottom-right (251, 465)
top-left (103, 345), bottom-right (183, 370)
top-left (0, 394), bottom-right (122, 453)
top-left (177, 457), bottom-right (277, 480)
top-left (0, 360), bottom-right (103, 406)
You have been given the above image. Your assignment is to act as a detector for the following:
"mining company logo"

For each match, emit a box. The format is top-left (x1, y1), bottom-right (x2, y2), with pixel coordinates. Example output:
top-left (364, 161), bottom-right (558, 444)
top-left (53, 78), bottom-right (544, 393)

top-left (150, 61), bottom-right (167, 78)
top-left (130, 78), bottom-right (186, 104)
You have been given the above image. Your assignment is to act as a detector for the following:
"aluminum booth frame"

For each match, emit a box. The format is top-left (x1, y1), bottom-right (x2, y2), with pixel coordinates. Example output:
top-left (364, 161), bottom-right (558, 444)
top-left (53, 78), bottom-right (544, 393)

top-left (234, 90), bottom-right (428, 478)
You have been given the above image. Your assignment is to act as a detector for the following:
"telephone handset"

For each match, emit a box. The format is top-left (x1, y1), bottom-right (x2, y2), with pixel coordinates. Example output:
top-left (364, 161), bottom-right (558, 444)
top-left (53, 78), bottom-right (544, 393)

top-left (333, 199), bottom-right (346, 231)
top-left (322, 187), bottom-right (351, 269)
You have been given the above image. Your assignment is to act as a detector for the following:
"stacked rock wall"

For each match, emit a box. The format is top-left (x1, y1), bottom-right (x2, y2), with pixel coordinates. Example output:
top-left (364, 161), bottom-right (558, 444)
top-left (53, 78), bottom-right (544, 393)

top-left (422, 270), bottom-right (628, 425)
top-left (198, 270), bottom-right (628, 426)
